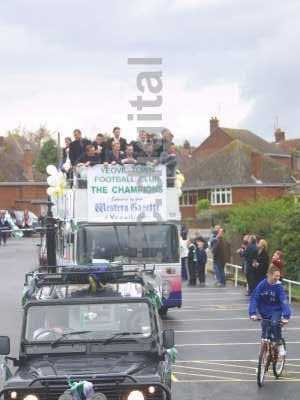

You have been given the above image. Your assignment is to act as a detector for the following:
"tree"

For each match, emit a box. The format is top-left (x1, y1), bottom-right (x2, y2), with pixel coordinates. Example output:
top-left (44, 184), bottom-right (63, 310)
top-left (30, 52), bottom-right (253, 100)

top-left (35, 139), bottom-right (58, 174)
top-left (272, 206), bottom-right (300, 281)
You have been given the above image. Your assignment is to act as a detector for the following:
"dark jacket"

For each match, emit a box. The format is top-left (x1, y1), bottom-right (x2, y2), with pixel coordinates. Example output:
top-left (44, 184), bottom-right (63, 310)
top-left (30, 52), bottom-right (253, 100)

top-left (159, 152), bottom-right (177, 177)
top-left (131, 140), bottom-right (148, 158)
top-left (107, 137), bottom-right (127, 152)
top-left (188, 243), bottom-right (197, 264)
top-left (254, 249), bottom-right (269, 282)
top-left (69, 138), bottom-right (91, 165)
top-left (77, 153), bottom-right (102, 166)
top-left (92, 141), bottom-right (108, 161)
top-left (0, 219), bottom-right (10, 231)
top-left (196, 248), bottom-right (207, 267)
top-left (244, 243), bottom-right (258, 273)
top-left (212, 237), bottom-right (229, 267)
top-left (105, 150), bottom-right (125, 164)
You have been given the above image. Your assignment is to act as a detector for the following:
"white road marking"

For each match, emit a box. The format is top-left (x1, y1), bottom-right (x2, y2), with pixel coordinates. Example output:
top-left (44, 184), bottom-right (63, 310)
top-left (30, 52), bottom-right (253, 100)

top-left (176, 358), bottom-right (300, 362)
top-left (173, 378), bottom-right (300, 383)
top-left (163, 316), bottom-right (300, 322)
top-left (176, 341), bottom-right (300, 347)
top-left (174, 327), bottom-right (300, 333)
top-left (176, 360), bottom-right (257, 370)
top-left (174, 371), bottom-right (241, 381)
top-left (173, 364), bottom-right (255, 377)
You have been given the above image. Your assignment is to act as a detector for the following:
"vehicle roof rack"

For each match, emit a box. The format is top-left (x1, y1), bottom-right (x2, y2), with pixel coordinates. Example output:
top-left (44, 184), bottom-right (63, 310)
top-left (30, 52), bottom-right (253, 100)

top-left (22, 263), bottom-right (161, 305)
top-left (25, 263), bottom-right (157, 287)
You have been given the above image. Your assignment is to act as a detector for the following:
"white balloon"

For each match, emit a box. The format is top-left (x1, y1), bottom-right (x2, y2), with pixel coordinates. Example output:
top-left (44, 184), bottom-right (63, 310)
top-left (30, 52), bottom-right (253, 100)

top-left (46, 165), bottom-right (58, 176)
top-left (47, 187), bottom-right (55, 196)
top-left (47, 175), bottom-right (59, 187)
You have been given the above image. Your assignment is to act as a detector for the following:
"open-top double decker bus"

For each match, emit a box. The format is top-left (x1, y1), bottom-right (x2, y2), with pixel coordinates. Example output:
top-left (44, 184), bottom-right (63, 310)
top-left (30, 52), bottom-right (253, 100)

top-left (48, 163), bottom-right (182, 315)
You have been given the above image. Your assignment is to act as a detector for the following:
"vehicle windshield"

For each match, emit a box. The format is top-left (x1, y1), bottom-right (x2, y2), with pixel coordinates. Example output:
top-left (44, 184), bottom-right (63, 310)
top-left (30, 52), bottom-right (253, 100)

top-left (25, 302), bottom-right (152, 342)
top-left (77, 224), bottom-right (179, 265)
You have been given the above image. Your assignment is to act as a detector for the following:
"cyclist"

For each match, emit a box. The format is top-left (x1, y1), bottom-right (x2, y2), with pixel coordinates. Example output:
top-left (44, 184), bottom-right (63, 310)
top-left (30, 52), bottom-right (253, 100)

top-left (249, 265), bottom-right (291, 356)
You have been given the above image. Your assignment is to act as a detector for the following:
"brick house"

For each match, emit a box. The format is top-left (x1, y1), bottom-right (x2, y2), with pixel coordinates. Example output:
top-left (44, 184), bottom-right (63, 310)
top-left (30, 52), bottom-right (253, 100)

top-left (0, 135), bottom-right (47, 214)
top-left (180, 118), bottom-right (295, 225)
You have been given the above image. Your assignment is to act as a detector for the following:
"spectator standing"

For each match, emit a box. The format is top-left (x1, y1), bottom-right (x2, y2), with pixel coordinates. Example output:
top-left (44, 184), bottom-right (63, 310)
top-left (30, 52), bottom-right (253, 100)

top-left (93, 133), bottom-right (107, 161)
top-left (211, 228), bottom-right (228, 287)
top-left (60, 137), bottom-right (72, 177)
top-left (122, 144), bottom-right (137, 165)
top-left (210, 225), bottom-right (221, 279)
top-left (69, 129), bottom-right (91, 166)
top-left (195, 237), bottom-right (208, 286)
top-left (136, 142), bottom-right (158, 165)
top-left (107, 127), bottom-right (127, 152)
top-left (243, 235), bottom-right (258, 295)
top-left (252, 239), bottom-right (269, 287)
top-left (106, 142), bottom-right (125, 164)
top-left (272, 250), bottom-right (284, 279)
top-left (237, 235), bottom-right (250, 274)
top-left (187, 239), bottom-right (197, 286)
top-left (0, 211), bottom-right (10, 246)
top-left (159, 144), bottom-right (177, 187)
top-left (155, 128), bottom-right (174, 157)
top-left (77, 145), bottom-right (102, 166)
top-left (131, 130), bottom-right (148, 158)
top-left (180, 236), bottom-right (188, 281)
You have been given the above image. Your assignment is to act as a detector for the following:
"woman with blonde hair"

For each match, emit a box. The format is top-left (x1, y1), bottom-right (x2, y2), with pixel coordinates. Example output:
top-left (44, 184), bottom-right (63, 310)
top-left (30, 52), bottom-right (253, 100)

top-left (252, 238), bottom-right (269, 289)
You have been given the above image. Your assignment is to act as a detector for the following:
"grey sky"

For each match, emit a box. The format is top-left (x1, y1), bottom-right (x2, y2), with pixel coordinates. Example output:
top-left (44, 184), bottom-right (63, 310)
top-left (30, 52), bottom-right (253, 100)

top-left (0, 0), bottom-right (299, 144)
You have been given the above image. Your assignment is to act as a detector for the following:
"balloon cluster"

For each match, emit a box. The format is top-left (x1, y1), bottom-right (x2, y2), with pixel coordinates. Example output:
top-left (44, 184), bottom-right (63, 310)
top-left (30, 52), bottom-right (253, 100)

top-left (46, 164), bottom-right (67, 197)
top-left (176, 169), bottom-right (185, 196)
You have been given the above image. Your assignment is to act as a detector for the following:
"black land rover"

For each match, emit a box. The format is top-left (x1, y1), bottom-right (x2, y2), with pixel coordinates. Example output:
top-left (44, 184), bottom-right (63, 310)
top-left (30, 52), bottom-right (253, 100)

top-left (0, 296), bottom-right (173, 400)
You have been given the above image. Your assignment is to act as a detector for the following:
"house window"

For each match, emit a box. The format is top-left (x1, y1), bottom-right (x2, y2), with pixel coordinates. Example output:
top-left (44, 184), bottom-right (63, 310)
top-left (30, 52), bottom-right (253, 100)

top-left (211, 188), bottom-right (232, 205)
top-left (180, 191), bottom-right (198, 206)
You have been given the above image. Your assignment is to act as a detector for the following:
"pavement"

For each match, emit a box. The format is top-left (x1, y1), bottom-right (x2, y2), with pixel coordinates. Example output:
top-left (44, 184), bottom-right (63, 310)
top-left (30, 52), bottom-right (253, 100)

top-left (1, 238), bottom-right (300, 399)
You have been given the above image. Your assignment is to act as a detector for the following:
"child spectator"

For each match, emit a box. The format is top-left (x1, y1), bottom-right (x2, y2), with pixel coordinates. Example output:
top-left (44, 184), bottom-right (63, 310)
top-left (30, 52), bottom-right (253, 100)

top-left (272, 250), bottom-right (284, 279)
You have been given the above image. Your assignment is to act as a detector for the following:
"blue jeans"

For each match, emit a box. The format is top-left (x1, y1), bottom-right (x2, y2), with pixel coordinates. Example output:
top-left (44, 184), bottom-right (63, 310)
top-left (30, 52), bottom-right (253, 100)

top-left (261, 310), bottom-right (282, 342)
top-left (215, 263), bottom-right (226, 285)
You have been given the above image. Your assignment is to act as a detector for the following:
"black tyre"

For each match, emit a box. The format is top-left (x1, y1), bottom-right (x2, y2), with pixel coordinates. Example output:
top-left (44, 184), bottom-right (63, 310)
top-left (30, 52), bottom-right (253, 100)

top-left (158, 306), bottom-right (168, 317)
top-left (257, 343), bottom-right (269, 387)
top-left (273, 338), bottom-right (286, 378)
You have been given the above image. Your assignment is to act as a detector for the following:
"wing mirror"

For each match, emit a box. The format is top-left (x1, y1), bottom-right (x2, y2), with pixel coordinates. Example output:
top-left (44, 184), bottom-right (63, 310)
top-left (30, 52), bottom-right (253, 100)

top-left (0, 336), bottom-right (10, 355)
top-left (162, 329), bottom-right (175, 349)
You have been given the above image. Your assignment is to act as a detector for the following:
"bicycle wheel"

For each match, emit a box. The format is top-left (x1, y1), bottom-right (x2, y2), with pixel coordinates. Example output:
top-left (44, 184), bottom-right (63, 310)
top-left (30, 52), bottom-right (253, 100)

top-left (273, 338), bottom-right (286, 378)
top-left (257, 342), bottom-right (270, 387)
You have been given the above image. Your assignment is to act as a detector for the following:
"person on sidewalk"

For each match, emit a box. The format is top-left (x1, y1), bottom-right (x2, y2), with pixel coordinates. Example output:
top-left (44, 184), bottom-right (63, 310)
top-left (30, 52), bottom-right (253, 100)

top-left (211, 228), bottom-right (227, 287)
top-left (252, 239), bottom-right (269, 288)
top-left (187, 239), bottom-right (197, 286)
top-left (0, 211), bottom-right (10, 245)
top-left (195, 237), bottom-right (208, 286)
top-left (243, 235), bottom-right (258, 295)
top-left (180, 235), bottom-right (189, 281)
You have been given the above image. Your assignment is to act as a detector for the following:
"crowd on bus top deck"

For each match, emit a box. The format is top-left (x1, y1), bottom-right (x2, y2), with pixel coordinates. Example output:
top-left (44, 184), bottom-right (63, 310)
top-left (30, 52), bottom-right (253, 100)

top-left (60, 127), bottom-right (178, 185)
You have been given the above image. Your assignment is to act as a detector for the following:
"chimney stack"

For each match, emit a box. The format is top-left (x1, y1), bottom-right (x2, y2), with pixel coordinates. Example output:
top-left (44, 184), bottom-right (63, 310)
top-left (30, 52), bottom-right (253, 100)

top-left (251, 151), bottom-right (262, 180)
top-left (210, 117), bottom-right (219, 135)
top-left (22, 144), bottom-right (34, 181)
top-left (274, 128), bottom-right (285, 143)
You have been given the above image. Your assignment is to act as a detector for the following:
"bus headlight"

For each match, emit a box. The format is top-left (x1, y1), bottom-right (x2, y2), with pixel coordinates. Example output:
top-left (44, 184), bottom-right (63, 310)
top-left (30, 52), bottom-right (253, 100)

top-left (162, 279), bottom-right (170, 298)
top-left (127, 390), bottom-right (145, 400)
top-left (23, 395), bottom-right (39, 400)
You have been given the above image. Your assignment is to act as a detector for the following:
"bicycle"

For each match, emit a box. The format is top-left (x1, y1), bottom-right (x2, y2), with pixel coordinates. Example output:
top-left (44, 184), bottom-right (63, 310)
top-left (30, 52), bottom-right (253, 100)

top-left (254, 318), bottom-right (286, 387)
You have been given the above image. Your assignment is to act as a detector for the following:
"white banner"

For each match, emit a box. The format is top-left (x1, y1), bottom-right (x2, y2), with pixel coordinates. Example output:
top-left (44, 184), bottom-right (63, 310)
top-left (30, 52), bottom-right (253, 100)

top-left (87, 164), bottom-right (167, 222)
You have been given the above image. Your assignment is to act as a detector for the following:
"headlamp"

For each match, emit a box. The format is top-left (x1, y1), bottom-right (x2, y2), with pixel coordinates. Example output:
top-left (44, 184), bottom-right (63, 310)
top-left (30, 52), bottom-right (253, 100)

top-left (127, 390), bottom-right (145, 400)
top-left (23, 395), bottom-right (39, 400)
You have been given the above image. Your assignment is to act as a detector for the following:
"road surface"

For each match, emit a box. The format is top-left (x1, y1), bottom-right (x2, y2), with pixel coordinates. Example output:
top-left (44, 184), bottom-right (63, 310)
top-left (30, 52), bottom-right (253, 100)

top-left (1, 238), bottom-right (300, 399)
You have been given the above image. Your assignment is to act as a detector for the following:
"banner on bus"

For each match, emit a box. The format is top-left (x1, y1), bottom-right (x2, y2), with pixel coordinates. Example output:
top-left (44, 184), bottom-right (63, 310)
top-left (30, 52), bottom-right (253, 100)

top-left (87, 164), bottom-right (167, 222)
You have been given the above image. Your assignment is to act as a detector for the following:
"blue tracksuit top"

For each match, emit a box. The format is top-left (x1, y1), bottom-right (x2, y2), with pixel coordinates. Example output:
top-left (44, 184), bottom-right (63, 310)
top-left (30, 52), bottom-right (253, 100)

top-left (249, 278), bottom-right (291, 319)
